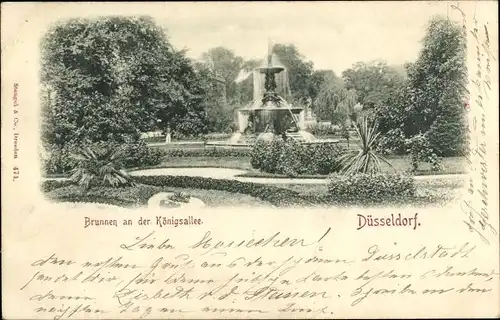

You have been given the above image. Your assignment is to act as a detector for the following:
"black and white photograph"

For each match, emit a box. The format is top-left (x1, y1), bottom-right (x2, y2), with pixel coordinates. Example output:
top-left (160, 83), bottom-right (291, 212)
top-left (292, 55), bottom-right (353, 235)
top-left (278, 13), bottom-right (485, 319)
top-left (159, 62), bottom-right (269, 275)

top-left (39, 2), bottom-right (471, 210)
top-left (1, 2), bottom-right (498, 319)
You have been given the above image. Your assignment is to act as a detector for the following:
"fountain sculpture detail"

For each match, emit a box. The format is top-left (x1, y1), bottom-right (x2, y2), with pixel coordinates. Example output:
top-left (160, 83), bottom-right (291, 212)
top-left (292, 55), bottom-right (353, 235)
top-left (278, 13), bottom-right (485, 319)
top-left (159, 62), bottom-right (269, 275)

top-left (226, 43), bottom-right (317, 145)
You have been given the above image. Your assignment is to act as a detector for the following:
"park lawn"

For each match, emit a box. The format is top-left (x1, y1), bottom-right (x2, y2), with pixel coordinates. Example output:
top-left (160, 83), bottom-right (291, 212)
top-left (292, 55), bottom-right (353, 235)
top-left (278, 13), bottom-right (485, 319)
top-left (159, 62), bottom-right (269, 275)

top-left (380, 156), bottom-right (465, 175)
top-left (279, 176), bottom-right (465, 207)
top-left (280, 177), bottom-right (465, 195)
top-left (44, 155), bottom-right (465, 179)
top-left (160, 156), bottom-right (253, 170)
top-left (161, 155), bottom-right (466, 175)
top-left (44, 173), bottom-right (465, 208)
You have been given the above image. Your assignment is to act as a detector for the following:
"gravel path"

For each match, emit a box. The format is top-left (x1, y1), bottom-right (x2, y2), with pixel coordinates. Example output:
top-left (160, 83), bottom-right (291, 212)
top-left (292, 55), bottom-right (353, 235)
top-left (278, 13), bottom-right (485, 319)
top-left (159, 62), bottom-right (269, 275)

top-left (128, 167), bottom-right (466, 184)
top-left (43, 168), bottom-right (466, 185)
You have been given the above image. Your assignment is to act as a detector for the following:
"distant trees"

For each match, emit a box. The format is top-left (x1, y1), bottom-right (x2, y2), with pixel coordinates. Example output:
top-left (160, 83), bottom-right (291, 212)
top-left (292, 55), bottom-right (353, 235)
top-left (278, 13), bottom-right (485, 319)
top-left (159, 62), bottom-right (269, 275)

top-left (200, 46), bottom-right (244, 104)
top-left (41, 14), bottom-right (467, 164)
top-left (272, 44), bottom-right (314, 104)
top-left (313, 72), bottom-right (354, 125)
top-left (342, 60), bottom-right (406, 110)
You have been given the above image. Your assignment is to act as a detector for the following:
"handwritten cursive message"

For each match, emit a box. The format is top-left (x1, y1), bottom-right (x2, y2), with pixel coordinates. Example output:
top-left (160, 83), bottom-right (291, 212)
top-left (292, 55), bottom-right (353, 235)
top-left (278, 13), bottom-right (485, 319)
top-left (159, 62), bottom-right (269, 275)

top-left (453, 3), bottom-right (499, 245)
top-left (17, 227), bottom-right (499, 319)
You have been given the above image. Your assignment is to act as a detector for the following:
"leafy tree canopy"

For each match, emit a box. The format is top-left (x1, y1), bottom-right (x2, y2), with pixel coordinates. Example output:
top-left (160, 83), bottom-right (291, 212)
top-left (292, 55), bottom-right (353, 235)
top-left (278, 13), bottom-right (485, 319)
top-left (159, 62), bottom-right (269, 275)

top-left (41, 16), bottom-right (206, 147)
top-left (342, 60), bottom-right (405, 109)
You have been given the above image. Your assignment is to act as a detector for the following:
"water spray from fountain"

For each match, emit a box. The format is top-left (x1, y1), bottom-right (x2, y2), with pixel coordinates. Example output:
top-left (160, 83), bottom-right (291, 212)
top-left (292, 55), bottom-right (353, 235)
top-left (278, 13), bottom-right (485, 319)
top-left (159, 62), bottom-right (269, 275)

top-left (210, 40), bottom-right (337, 147)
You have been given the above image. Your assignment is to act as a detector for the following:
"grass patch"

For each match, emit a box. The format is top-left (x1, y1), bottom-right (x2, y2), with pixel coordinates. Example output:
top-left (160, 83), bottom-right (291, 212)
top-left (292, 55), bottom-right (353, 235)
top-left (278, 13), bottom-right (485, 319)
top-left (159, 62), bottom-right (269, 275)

top-left (278, 176), bottom-right (464, 207)
top-left (159, 155), bottom-right (465, 175)
top-left (381, 156), bottom-right (465, 174)
top-left (45, 183), bottom-right (270, 208)
top-left (42, 155), bottom-right (465, 180)
top-left (159, 157), bottom-right (253, 170)
top-left (42, 174), bottom-right (465, 208)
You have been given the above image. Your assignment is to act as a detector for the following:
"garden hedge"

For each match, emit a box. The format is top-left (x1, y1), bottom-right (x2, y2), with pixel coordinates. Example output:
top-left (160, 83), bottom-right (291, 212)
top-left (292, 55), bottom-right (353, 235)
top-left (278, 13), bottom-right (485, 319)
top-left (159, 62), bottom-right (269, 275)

top-left (162, 148), bottom-right (251, 158)
top-left (328, 173), bottom-right (416, 203)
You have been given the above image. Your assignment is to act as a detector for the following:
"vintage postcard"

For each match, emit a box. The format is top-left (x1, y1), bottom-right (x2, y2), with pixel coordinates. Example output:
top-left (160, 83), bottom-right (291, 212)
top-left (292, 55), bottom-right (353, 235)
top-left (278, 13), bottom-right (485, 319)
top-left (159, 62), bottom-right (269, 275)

top-left (1, 1), bottom-right (499, 319)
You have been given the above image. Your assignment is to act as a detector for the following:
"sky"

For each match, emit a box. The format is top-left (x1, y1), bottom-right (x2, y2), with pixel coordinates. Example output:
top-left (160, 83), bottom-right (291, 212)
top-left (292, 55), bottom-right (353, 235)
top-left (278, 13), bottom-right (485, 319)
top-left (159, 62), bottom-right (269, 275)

top-left (156, 2), bottom-right (462, 74)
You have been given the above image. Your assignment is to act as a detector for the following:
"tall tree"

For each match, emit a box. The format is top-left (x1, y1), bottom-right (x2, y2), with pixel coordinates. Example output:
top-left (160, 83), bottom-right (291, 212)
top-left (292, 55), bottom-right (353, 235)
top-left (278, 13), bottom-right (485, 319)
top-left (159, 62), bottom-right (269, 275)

top-left (41, 16), bottom-right (205, 147)
top-left (194, 62), bottom-right (235, 133)
top-left (403, 16), bottom-right (468, 156)
top-left (313, 72), bottom-right (344, 122)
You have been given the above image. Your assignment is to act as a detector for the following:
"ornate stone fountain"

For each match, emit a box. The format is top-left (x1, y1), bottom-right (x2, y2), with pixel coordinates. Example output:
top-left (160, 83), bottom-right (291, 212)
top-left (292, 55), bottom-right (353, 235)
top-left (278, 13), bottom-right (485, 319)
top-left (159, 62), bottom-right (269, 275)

top-left (225, 44), bottom-right (316, 145)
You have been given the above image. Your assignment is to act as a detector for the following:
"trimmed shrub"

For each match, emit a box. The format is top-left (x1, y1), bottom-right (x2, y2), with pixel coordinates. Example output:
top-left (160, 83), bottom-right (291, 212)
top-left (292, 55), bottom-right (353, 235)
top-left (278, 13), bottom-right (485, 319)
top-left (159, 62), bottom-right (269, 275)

top-left (119, 139), bottom-right (165, 168)
top-left (307, 143), bottom-right (345, 174)
top-left (328, 173), bottom-right (415, 203)
top-left (426, 116), bottom-right (466, 157)
top-left (251, 138), bottom-right (344, 175)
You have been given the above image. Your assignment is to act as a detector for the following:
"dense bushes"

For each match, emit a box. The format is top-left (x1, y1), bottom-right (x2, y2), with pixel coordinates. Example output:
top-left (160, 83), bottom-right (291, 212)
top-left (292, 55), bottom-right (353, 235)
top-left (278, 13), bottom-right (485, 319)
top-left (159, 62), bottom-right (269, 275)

top-left (426, 116), bottom-right (466, 157)
top-left (163, 147), bottom-right (251, 158)
top-left (251, 138), bottom-right (344, 176)
top-left (376, 128), bottom-right (407, 155)
top-left (42, 139), bottom-right (165, 175)
top-left (328, 173), bottom-right (415, 203)
top-left (120, 139), bottom-right (165, 168)
top-left (41, 145), bottom-right (80, 175)
top-left (306, 123), bottom-right (338, 136)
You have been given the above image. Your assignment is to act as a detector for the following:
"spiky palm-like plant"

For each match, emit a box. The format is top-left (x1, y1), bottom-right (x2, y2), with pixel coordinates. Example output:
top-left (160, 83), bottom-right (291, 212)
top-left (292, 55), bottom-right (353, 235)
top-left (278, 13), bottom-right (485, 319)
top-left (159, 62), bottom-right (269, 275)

top-left (339, 115), bottom-right (394, 175)
top-left (69, 145), bottom-right (135, 190)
